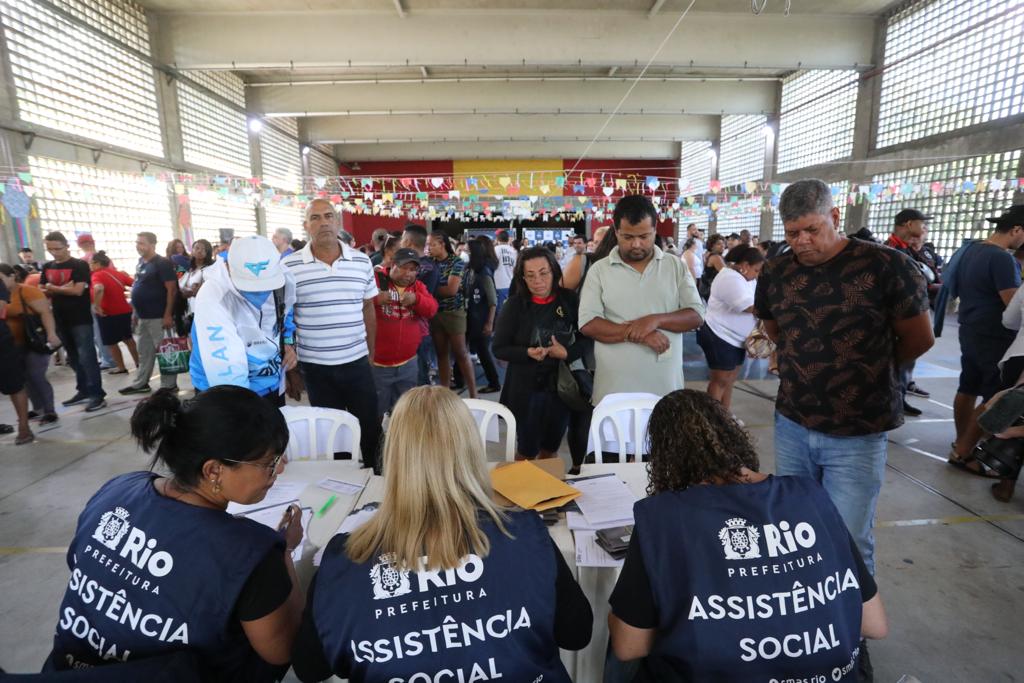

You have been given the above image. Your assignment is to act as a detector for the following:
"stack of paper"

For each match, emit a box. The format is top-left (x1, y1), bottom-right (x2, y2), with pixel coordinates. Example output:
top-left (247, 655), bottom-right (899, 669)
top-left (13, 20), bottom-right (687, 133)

top-left (568, 474), bottom-right (637, 526)
top-left (226, 480), bottom-right (305, 516)
top-left (313, 503), bottom-right (380, 567)
top-left (574, 530), bottom-right (625, 568)
top-left (491, 461), bottom-right (580, 511)
top-left (568, 474), bottom-right (637, 565)
top-left (241, 502), bottom-right (313, 563)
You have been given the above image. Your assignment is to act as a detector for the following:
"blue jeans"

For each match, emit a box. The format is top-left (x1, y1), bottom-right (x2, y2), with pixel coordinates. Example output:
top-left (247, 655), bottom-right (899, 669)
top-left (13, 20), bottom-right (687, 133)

top-left (416, 334), bottom-right (436, 386)
top-left (496, 288), bottom-right (509, 314)
top-left (57, 321), bottom-right (104, 399)
top-left (773, 412), bottom-right (887, 574)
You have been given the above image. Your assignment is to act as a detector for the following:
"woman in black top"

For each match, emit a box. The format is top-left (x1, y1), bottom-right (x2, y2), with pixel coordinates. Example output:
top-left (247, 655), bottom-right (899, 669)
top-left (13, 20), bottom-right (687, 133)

top-left (698, 233), bottom-right (727, 300)
top-left (493, 248), bottom-right (588, 469)
top-left (453, 238), bottom-right (501, 393)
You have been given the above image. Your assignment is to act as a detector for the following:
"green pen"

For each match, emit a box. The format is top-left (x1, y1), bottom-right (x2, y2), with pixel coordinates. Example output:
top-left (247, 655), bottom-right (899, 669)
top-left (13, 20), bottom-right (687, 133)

top-left (317, 495), bottom-right (338, 518)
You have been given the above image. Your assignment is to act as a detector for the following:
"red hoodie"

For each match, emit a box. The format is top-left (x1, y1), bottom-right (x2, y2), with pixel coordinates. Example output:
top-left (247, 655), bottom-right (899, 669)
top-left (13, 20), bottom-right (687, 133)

top-left (373, 272), bottom-right (439, 366)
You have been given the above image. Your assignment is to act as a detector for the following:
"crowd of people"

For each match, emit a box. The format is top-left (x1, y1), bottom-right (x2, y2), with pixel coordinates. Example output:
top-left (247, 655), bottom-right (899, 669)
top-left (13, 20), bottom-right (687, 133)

top-left (2, 180), bottom-right (1023, 681)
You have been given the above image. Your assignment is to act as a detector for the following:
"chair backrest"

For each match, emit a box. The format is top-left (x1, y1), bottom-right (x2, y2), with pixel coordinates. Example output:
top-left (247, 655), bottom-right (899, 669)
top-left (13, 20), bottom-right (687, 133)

top-left (462, 398), bottom-right (517, 462)
top-left (280, 405), bottom-right (361, 461)
top-left (588, 393), bottom-right (659, 462)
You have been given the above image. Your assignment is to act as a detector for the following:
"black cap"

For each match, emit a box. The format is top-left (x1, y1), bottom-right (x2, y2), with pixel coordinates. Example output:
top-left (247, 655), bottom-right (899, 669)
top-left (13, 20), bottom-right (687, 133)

top-left (391, 248), bottom-right (422, 267)
top-left (894, 209), bottom-right (932, 224)
top-left (986, 205), bottom-right (1024, 227)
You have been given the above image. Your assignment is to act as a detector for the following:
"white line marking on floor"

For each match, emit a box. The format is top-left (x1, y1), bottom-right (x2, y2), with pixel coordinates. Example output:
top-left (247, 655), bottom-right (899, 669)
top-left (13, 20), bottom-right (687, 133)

top-left (893, 440), bottom-right (946, 463)
top-left (904, 438), bottom-right (919, 444)
top-left (926, 398), bottom-right (955, 410)
top-left (907, 418), bottom-right (955, 423)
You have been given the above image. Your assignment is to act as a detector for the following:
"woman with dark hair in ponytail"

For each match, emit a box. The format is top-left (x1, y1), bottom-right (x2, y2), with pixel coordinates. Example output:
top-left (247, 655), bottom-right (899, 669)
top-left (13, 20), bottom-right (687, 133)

top-left (44, 386), bottom-right (305, 681)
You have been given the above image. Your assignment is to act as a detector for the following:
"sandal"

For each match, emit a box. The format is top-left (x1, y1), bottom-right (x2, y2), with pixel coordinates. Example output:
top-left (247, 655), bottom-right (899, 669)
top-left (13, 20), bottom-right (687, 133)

top-left (15, 432), bottom-right (35, 446)
top-left (947, 445), bottom-right (1001, 479)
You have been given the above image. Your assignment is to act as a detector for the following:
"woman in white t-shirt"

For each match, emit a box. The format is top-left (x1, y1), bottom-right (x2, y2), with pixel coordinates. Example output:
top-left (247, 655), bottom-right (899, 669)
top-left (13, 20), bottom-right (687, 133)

top-left (179, 239), bottom-right (215, 322)
top-left (696, 245), bottom-right (765, 411)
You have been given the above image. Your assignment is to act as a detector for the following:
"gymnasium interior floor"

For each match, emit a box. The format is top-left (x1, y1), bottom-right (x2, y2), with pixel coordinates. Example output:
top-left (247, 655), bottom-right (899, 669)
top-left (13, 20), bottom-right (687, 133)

top-left (0, 324), bottom-right (1021, 681)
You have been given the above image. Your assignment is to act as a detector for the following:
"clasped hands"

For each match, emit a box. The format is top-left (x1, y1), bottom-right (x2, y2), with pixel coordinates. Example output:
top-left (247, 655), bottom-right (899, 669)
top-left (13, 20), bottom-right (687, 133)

top-left (527, 336), bottom-right (569, 362)
top-left (622, 315), bottom-right (669, 354)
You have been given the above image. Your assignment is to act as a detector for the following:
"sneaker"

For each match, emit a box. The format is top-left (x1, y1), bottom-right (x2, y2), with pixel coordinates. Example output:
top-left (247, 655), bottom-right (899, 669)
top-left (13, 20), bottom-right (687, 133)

top-left (61, 392), bottom-right (89, 407)
top-left (118, 385), bottom-right (152, 395)
top-left (84, 398), bottom-right (107, 413)
top-left (903, 401), bottom-right (922, 417)
top-left (857, 639), bottom-right (873, 682)
top-left (27, 410), bottom-right (39, 419)
top-left (906, 382), bottom-right (930, 398)
top-left (39, 413), bottom-right (59, 425)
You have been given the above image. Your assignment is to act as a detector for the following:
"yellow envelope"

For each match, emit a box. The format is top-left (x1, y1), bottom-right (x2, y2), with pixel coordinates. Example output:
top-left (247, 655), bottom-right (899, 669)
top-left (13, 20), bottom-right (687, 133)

top-left (491, 461), bottom-right (581, 512)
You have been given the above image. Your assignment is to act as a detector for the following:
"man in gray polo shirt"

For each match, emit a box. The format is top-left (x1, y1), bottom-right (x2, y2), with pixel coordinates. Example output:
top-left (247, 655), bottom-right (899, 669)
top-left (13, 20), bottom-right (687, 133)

top-left (579, 195), bottom-right (704, 403)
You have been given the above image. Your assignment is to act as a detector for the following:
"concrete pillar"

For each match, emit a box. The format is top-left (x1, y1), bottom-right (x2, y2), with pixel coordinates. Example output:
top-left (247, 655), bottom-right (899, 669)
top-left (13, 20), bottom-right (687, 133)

top-left (844, 17), bottom-right (887, 235)
top-left (145, 12), bottom-right (188, 243)
top-left (759, 102), bottom-right (780, 241)
top-left (0, 14), bottom-right (27, 263)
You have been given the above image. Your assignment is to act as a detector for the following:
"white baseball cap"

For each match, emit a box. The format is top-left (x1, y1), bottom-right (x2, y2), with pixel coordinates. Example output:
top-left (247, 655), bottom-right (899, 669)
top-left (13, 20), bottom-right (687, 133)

top-left (227, 235), bottom-right (285, 292)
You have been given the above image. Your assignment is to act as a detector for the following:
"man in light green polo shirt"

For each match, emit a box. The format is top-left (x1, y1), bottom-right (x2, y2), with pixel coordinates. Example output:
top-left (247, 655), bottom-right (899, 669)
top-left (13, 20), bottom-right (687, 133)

top-left (579, 195), bottom-right (705, 404)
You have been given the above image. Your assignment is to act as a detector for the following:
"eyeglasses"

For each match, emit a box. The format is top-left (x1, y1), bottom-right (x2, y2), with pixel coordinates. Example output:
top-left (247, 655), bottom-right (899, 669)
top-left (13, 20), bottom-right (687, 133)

top-left (222, 453), bottom-right (285, 475)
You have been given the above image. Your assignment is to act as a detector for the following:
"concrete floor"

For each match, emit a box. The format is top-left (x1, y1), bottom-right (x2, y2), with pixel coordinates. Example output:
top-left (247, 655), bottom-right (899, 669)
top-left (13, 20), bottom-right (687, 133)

top-left (1, 327), bottom-right (1022, 681)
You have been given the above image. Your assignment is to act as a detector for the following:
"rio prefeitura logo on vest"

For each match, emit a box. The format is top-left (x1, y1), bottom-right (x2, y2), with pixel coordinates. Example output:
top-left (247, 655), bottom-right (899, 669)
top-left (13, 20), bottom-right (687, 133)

top-left (89, 507), bottom-right (174, 580)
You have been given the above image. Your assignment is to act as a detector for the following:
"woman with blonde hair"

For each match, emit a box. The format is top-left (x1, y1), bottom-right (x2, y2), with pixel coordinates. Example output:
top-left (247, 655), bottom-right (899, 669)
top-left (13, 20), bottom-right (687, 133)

top-left (292, 385), bottom-right (592, 683)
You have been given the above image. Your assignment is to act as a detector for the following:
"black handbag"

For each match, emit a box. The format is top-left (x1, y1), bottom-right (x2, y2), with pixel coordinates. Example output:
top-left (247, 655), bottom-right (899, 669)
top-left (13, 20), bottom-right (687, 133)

top-left (974, 433), bottom-right (1024, 479)
top-left (16, 288), bottom-right (56, 354)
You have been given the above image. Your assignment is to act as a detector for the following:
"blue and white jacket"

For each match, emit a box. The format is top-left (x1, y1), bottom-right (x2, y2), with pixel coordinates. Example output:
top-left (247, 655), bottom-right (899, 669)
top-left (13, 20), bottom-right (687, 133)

top-left (189, 260), bottom-right (296, 397)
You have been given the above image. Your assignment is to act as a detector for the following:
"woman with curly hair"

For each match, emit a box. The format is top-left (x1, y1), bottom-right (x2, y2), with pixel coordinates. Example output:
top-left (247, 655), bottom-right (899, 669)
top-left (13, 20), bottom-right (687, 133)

top-left (608, 389), bottom-right (887, 681)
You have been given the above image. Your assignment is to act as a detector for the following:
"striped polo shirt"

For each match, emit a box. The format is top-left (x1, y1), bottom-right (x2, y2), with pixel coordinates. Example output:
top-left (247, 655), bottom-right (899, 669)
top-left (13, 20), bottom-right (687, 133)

top-left (283, 240), bottom-right (378, 366)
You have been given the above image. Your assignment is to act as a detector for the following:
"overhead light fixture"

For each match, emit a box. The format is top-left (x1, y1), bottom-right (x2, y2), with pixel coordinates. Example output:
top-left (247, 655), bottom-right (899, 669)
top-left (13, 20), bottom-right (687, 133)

top-left (248, 118), bottom-right (263, 133)
top-left (301, 145), bottom-right (311, 155)
top-left (763, 123), bottom-right (775, 139)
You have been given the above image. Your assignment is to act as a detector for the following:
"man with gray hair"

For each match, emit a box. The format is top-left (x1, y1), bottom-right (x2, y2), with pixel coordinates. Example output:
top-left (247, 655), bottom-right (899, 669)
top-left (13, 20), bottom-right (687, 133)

top-left (271, 227), bottom-right (294, 259)
top-left (754, 179), bottom-right (933, 575)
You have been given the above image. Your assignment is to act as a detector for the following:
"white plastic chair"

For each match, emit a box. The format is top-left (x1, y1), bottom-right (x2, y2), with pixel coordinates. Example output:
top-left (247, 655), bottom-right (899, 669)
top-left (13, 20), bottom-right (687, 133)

top-left (279, 405), bottom-right (361, 461)
top-left (462, 398), bottom-right (517, 462)
top-left (587, 393), bottom-right (660, 463)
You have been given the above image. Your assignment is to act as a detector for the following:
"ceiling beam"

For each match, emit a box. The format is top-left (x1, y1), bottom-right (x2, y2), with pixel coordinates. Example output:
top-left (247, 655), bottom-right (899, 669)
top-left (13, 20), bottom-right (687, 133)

top-left (419, 65), bottom-right (429, 78)
top-left (607, 66), bottom-right (618, 77)
top-left (649, 0), bottom-right (668, 17)
top-left (332, 140), bottom-right (679, 161)
top-left (161, 11), bottom-right (874, 71)
top-left (392, 0), bottom-right (406, 19)
top-left (304, 113), bottom-right (719, 143)
top-left (247, 80), bottom-right (778, 118)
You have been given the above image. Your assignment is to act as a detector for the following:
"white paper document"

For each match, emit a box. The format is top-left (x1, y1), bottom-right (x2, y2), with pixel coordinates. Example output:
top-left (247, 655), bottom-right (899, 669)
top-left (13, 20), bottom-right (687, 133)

top-left (317, 477), bottom-right (365, 496)
top-left (566, 510), bottom-right (634, 531)
top-left (569, 476), bottom-right (637, 527)
top-left (241, 502), bottom-right (313, 563)
top-left (226, 480), bottom-right (306, 516)
top-left (574, 530), bottom-right (624, 568)
top-left (313, 504), bottom-right (380, 567)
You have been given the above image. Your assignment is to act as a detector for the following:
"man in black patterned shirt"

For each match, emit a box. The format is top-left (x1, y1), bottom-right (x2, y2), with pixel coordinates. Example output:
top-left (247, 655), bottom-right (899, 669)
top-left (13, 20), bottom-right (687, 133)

top-left (754, 179), bottom-right (933, 578)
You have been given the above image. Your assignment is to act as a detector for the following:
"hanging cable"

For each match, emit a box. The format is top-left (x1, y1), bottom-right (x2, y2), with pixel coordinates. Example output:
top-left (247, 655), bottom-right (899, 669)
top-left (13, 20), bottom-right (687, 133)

top-left (565, 0), bottom-right (697, 178)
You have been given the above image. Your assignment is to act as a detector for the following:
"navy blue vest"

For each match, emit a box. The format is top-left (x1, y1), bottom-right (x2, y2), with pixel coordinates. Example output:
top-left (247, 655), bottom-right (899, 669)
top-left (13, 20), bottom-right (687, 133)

top-left (313, 509), bottom-right (570, 683)
top-left (48, 472), bottom-right (283, 681)
top-left (634, 476), bottom-right (864, 682)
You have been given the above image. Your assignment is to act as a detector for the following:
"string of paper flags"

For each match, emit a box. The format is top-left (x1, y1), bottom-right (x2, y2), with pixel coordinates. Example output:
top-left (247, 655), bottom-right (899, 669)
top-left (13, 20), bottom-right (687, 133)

top-left (2, 169), bottom-right (1023, 230)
